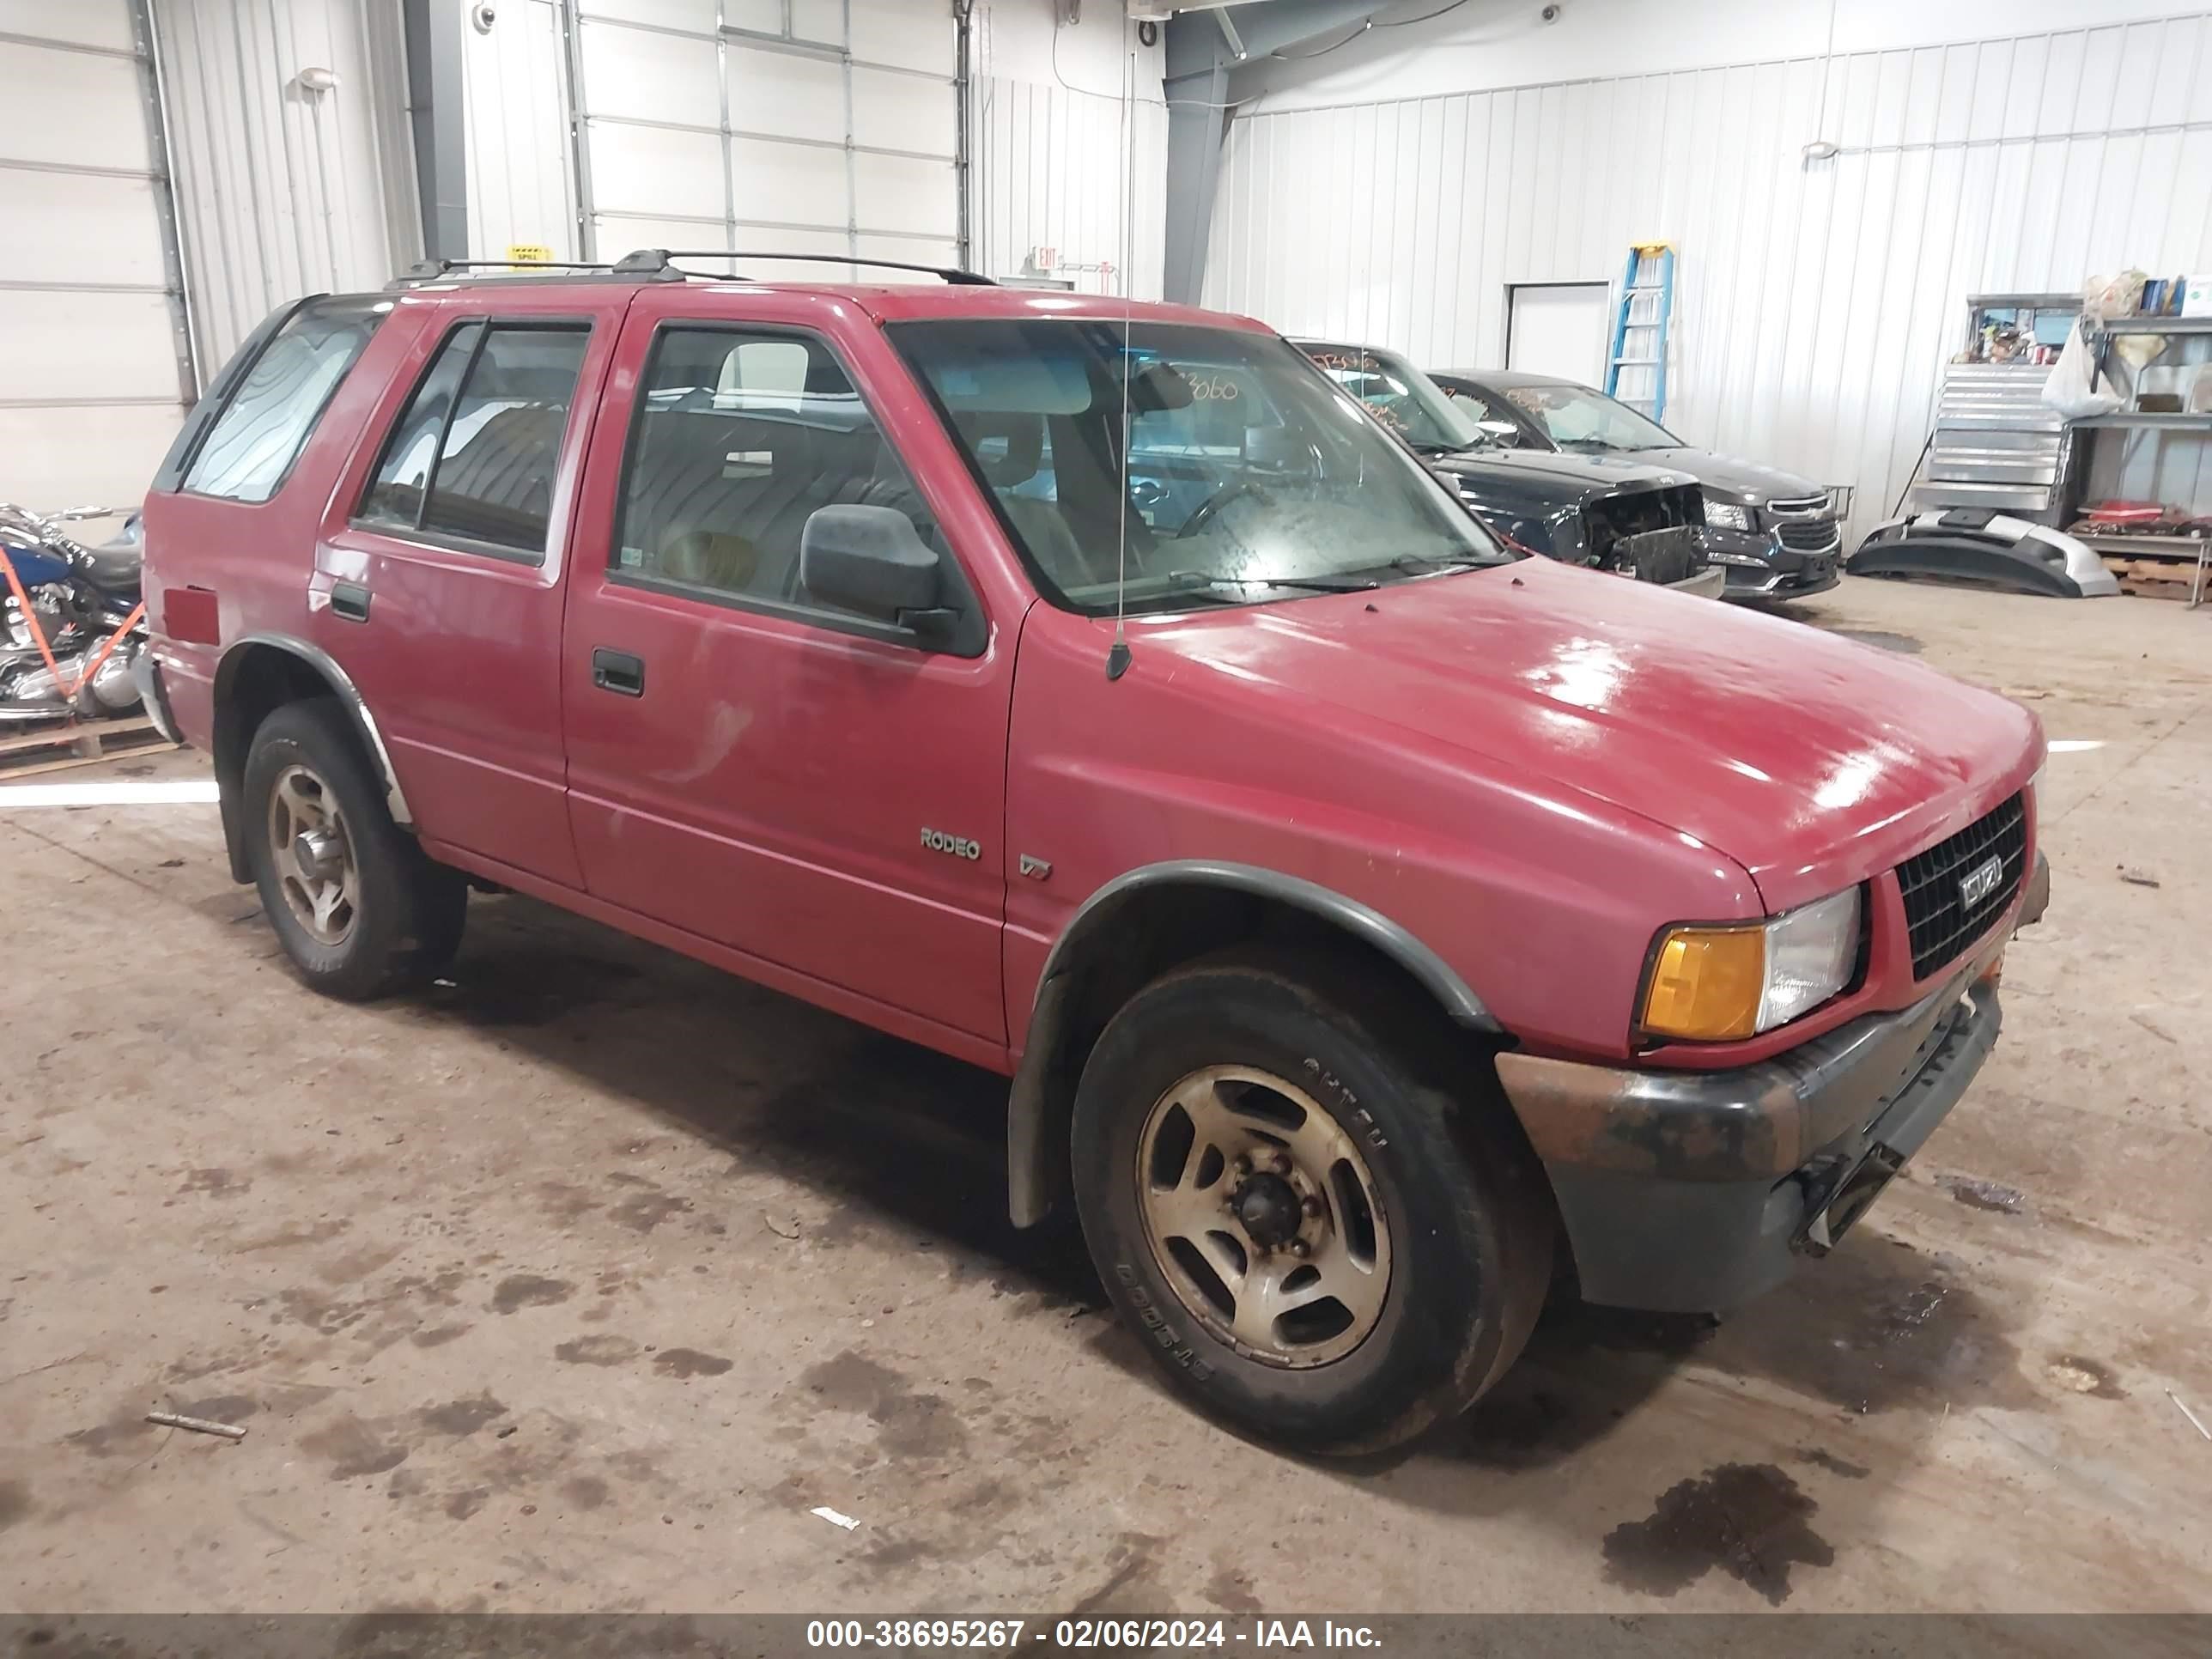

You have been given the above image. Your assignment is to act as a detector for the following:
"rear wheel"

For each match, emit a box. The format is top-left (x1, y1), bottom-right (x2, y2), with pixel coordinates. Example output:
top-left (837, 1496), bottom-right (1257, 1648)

top-left (243, 698), bottom-right (465, 1000)
top-left (1070, 951), bottom-right (1553, 1455)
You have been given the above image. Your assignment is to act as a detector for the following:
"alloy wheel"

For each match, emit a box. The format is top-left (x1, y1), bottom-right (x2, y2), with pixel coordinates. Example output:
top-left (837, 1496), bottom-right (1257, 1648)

top-left (1134, 1064), bottom-right (1392, 1368)
top-left (266, 763), bottom-right (358, 946)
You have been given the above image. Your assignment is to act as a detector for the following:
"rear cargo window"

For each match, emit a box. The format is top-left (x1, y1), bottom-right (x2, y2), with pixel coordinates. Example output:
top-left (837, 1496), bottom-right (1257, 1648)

top-left (356, 320), bottom-right (590, 559)
top-left (179, 299), bottom-right (386, 503)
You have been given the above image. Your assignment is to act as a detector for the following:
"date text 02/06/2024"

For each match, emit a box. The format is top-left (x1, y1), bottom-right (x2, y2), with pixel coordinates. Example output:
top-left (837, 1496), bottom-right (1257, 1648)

top-left (804, 1620), bottom-right (1384, 1650)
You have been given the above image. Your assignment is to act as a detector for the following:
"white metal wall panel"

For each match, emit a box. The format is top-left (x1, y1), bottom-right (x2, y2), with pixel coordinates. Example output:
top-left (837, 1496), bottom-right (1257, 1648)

top-left (0, 173), bottom-right (170, 289)
top-left (0, 0), bottom-right (135, 47)
top-left (569, 0), bottom-right (963, 272)
top-left (853, 63), bottom-right (957, 155)
top-left (156, 0), bottom-right (401, 371)
top-left (1206, 13), bottom-right (2212, 543)
top-left (582, 16), bottom-right (720, 125)
top-left (0, 3), bottom-right (185, 512)
top-left (732, 44), bottom-right (846, 144)
top-left (850, 0), bottom-right (951, 65)
top-left (463, 0), bottom-right (574, 260)
top-left (971, 73), bottom-right (1167, 297)
top-left (0, 39), bottom-right (151, 171)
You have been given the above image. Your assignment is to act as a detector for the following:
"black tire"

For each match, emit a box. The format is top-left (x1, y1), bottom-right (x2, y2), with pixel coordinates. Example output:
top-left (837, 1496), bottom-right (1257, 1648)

top-left (1071, 950), bottom-right (1553, 1455)
top-left (242, 697), bottom-right (466, 1001)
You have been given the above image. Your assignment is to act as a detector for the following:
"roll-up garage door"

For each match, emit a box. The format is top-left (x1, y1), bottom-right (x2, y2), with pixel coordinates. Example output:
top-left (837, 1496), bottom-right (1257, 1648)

top-left (574, 0), bottom-right (962, 276)
top-left (0, 0), bottom-right (194, 511)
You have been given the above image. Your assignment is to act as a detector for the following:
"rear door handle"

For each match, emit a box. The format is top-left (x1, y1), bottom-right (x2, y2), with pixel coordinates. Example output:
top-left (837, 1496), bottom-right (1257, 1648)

top-left (591, 647), bottom-right (645, 697)
top-left (331, 581), bottom-right (371, 623)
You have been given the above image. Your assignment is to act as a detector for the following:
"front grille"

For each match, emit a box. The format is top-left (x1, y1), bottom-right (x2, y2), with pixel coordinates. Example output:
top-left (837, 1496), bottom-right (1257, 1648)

top-left (1766, 493), bottom-right (1831, 516)
top-left (1766, 492), bottom-right (1840, 554)
top-left (1895, 793), bottom-right (2027, 981)
top-left (1775, 519), bottom-right (1842, 553)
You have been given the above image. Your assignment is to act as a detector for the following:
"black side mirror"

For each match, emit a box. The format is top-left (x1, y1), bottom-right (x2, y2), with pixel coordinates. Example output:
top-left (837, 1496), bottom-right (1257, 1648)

top-left (800, 505), bottom-right (961, 642)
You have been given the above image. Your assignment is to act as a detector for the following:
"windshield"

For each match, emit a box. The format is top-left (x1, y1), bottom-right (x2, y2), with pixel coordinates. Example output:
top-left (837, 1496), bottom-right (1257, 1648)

top-left (890, 320), bottom-right (1510, 617)
top-left (1297, 343), bottom-right (1487, 453)
top-left (1503, 382), bottom-right (1678, 450)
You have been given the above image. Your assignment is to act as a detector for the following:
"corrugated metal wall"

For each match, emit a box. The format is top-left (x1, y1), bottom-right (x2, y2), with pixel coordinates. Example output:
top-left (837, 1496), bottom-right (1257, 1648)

top-left (464, 0), bottom-right (574, 261)
top-left (1205, 13), bottom-right (2212, 540)
top-left (155, 0), bottom-right (403, 370)
top-left (972, 74), bottom-right (1168, 296)
top-left (460, 1), bottom-right (966, 277)
top-left (0, 0), bottom-right (191, 509)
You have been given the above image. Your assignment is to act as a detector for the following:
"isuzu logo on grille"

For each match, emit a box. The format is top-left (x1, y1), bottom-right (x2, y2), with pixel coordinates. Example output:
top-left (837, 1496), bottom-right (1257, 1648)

top-left (1959, 854), bottom-right (2004, 908)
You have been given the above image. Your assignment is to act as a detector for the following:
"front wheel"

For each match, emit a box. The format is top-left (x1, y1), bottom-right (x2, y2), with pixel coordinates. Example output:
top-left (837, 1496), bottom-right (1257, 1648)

top-left (1070, 952), bottom-right (1553, 1455)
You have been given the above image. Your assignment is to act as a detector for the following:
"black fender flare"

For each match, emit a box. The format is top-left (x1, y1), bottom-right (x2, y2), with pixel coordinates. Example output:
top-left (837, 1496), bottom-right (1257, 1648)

top-left (211, 633), bottom-right (413, 879)
top-left (1005, 860), bottom-right (1501, 1225)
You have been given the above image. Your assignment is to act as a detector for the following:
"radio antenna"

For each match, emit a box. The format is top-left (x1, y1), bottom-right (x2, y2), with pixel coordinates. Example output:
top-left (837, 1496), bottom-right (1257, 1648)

top-left (1105, 20), bottom-right (1135, 683)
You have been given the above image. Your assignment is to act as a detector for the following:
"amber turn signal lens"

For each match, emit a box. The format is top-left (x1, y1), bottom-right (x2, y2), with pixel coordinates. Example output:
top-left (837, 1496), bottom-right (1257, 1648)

top-left (1641, 926), bottom-right (1765, 1042)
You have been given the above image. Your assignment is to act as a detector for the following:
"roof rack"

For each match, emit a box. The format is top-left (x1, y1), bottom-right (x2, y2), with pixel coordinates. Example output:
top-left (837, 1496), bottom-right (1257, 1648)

top-left (385, 257), bottom-right (682, 290)
top-left (612, 248), bottom-right (996, 287)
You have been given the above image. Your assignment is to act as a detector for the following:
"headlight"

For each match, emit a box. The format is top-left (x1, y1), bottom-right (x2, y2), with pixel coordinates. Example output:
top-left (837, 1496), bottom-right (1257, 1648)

top-left (1638, 888), bottom-right (1862, 1041)
top-left (1703, 498), bottom-right (1753, 532)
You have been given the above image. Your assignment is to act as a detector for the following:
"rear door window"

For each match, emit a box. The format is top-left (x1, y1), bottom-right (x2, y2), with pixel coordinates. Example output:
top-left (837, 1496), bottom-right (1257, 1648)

top-left (179, 298), bottom-right (386, 502)
top-left (356, 320), bottom-right (591, 559)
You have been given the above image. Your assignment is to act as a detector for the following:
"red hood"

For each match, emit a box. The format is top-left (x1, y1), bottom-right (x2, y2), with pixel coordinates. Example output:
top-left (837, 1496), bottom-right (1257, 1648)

top-left (1127, 559), bottom-right (2042, 910)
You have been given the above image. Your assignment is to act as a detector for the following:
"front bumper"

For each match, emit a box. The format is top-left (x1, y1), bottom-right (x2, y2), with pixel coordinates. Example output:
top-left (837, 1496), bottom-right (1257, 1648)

top-left (131, 646), bottom-right (182, 744)
top-left (1703, 526), bottom-right (1842, 600)
top-left (1492, 862), bottom-right (2043, 1312)
top-left (1666, 565), bottom-right (1727, 600)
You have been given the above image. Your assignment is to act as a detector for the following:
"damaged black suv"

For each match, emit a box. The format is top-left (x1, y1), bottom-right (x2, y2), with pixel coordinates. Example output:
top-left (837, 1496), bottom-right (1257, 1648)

top-left (1295, 339), bottom-right (1720, 596)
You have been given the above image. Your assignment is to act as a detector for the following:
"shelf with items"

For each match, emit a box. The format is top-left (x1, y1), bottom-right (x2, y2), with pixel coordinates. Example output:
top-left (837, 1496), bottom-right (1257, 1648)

top-left (2070, 528), bottom-right (2212, 554)
top-left (2064, 283), bottom-right (2212, 611)
top-left (2069, 411), bottom-right (2212, 430)
top-left (2084, 316), bottom-right (2212, 337)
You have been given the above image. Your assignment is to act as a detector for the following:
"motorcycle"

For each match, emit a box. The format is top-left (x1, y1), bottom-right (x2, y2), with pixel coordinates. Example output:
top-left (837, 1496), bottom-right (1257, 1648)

top-left (0, 502), bottom-right (148, 727)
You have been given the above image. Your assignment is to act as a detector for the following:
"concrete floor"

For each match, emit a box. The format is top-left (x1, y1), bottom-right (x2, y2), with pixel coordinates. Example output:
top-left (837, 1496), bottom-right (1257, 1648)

top-left (3, 577), bottom-right (2208, 1615)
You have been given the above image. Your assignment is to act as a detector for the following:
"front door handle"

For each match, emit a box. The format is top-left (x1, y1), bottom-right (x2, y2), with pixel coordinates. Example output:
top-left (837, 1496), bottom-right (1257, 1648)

top-left (591, 647), bottom-right (645, 697)
top-left (331, 581), bottom-right (371, 623)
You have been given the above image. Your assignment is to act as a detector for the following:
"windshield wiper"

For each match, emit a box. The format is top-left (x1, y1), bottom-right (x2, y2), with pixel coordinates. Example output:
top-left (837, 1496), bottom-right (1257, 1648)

top-left (1166, 569), bottom-right (1381, 595)
top-left (1384, 553), bottom-right (1502, 574)
top-left (1406, 438), bottom-right (1483, 458)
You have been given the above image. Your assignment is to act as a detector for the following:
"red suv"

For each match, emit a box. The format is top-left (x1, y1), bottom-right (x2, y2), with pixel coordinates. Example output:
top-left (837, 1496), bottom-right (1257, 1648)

top-left (138, 252), bottom-right (2049, 1454)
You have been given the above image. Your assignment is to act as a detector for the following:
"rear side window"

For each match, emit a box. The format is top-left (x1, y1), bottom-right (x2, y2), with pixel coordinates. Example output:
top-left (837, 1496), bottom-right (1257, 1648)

top-left (357, 320), bottom-right (591, 559)
top-left (180, 299), bottom-right (386, 502)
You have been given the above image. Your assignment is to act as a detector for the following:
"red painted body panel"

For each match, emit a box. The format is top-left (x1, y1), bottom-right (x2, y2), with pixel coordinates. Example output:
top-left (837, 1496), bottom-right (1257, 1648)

top-left (422, 836), bottom-right (1013, 1075)
top-left (1003, 558), bottom-right (2039, 1065)
top-left (553, 286), bottom-right (1035, 1043)
top-left (142, 277), bottom-right (2042, 1084)
top-left (313, 289), bottom-right (631, 886)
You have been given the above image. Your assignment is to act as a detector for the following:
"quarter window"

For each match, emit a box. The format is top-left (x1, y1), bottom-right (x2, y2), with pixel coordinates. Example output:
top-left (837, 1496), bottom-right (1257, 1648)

top-left (181, 298), bottom-right (386, 502)
top-left (357, 321), bottom-right (590, 557)
top-left (614, 327), bottom-right (940, 613)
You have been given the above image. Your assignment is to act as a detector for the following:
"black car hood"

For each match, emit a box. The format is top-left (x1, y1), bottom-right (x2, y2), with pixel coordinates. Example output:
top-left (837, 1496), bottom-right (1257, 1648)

top-left (1427, 445), bottom-right (1696, 506)
top-left (1603, 445), bottom-right (1823, 505)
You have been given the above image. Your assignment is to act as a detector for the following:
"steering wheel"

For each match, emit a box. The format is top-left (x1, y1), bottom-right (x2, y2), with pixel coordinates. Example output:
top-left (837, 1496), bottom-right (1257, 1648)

top-left (1177, 479), bottom-right (1265, 540)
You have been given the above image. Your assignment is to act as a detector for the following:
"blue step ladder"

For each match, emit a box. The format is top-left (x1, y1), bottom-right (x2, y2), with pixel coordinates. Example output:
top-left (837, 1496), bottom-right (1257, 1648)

top-left (1605, 243), bottom-right (1674, 422)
